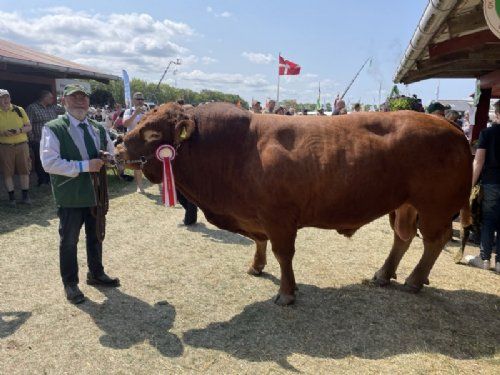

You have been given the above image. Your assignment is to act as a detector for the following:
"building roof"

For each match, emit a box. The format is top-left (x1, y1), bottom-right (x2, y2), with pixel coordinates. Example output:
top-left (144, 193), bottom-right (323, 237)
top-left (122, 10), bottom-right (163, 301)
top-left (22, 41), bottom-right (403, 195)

top-left (394, 0), bottom-right (500, 95)
top-left (0, 38), bottom-right (119, 83)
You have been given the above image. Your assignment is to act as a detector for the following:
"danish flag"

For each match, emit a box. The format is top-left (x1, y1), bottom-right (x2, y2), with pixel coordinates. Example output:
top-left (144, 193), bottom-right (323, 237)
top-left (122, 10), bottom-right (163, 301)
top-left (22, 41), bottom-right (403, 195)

top-left (279, 55), bottom-right (301, 75)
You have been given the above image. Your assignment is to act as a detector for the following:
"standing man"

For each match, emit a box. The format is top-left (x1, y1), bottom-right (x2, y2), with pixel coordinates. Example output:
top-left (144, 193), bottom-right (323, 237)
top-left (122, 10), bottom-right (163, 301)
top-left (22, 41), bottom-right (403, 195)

top-left (0, 89), bottom-right (32, 206)
top-left (469, 100), bottom-right (500, 273)
top-left (26, 90), bottom-right (63, 186)
top-left (40, 84), bottom-right (119, 304)
top-left (123, 92), bottom-right (147, 193)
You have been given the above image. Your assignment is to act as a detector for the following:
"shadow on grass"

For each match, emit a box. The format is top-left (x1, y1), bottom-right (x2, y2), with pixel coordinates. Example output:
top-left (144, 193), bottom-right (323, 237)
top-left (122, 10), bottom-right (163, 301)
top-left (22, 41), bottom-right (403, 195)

top-left (185, 222), bottom-right (253, 245)
top-left (0, 173), bottom-right (137, 234)
top-left (0, 311), bottom-right (31, 338)
top-left (76, 288), bottom-right (183, 357)
top-left (183, 274), bottom-right (499, 370)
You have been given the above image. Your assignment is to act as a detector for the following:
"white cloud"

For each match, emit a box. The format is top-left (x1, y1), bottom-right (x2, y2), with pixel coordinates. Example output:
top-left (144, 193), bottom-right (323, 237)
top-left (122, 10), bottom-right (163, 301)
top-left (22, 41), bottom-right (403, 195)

top-left (242, 52), bottom-right (274, 64)
top-left (178, 70), bottom-right (268, 88)
top-left (0, 9), bottom-right (194, 79)
top-left (201, 56), bottom-right (217, 64)
top-left (205, 7), bottom-right (232, 18)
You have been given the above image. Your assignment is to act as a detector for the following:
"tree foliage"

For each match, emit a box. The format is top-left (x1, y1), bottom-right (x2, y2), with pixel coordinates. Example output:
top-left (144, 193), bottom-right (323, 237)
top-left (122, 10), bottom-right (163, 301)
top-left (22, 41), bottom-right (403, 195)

top-left (89, 79), bottom-right (248, 108)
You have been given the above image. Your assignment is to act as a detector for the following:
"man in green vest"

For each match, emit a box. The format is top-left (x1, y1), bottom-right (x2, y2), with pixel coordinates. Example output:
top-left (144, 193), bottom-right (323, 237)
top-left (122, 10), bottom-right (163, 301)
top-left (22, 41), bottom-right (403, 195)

top-left (40, 84), bottom-right (119, 304)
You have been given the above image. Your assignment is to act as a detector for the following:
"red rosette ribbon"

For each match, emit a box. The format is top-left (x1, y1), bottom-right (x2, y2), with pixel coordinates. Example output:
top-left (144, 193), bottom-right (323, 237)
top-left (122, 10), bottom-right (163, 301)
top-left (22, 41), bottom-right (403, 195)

top-left (155, 145), bottom-right (177, 207)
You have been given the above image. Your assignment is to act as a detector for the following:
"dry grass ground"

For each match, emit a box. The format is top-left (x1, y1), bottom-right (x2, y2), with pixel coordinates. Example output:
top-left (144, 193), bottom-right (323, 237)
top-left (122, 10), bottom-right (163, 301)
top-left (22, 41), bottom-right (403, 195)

top-left (0, 176), bottom-right (499, 374)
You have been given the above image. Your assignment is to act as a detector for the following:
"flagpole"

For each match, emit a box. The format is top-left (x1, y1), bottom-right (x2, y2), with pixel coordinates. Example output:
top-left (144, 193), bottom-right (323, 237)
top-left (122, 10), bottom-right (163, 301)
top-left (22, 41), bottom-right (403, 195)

top-left (276, 52), bottom-right (281, 105)
top-left (340, 57), bottom-right (371, 100)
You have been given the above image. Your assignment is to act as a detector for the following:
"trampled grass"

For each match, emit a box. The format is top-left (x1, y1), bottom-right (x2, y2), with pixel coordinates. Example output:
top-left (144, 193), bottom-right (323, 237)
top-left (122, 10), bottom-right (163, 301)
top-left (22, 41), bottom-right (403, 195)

top-left (0, 176), bottom-right (498, 374)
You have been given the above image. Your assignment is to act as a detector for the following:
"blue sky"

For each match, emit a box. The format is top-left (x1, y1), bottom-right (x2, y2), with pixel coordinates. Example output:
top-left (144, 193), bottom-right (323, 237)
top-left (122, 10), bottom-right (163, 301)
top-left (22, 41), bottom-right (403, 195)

top-left (0, 0), bottom-right (475, 107)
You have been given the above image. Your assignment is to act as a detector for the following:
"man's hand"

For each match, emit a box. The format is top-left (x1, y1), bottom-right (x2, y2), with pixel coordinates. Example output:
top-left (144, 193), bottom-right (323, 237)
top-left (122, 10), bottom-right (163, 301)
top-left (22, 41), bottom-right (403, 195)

top-left (88, 158), bottom-right (105, 172)
top-left (135, 106), bottom-right (146, 115)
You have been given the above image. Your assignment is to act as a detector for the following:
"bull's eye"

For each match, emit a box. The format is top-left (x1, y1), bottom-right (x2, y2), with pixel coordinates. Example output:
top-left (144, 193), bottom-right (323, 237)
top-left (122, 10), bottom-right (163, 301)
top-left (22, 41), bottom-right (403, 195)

top-left (143, 130), bottom-right (162, 143)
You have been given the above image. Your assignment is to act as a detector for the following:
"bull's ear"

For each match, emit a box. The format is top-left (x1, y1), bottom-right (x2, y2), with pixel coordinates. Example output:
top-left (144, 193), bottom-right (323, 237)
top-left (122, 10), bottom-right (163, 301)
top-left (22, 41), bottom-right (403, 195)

top-left (174, 119), bottom-right (195, 144)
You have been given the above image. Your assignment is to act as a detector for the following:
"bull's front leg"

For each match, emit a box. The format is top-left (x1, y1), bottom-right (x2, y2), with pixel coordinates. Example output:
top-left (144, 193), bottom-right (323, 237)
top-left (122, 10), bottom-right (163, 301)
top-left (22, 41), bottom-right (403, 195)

top-left (247, 240), bottom-right (268, 275)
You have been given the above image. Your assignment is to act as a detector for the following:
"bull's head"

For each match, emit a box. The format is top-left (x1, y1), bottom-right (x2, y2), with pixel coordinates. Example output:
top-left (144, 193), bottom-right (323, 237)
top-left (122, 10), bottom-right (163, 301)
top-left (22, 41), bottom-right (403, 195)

top-left (114, 102), bottom-right (196, 183)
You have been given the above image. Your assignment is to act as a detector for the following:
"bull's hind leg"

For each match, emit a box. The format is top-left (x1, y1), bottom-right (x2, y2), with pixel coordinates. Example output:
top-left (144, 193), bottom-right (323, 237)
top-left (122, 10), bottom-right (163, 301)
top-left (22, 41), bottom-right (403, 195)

top-left (405, 216), bottom-right (452, 292)
top-left (265, 224), bottom-right (298, 306)
top-left (373, 206), bottom-right (417, 286)
top-left (247, 240), bottom-right (268, 275)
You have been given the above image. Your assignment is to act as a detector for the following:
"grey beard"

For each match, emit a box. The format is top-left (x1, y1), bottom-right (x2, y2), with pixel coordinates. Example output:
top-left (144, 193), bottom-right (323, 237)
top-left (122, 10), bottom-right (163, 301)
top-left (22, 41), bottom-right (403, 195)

top-left (66, 108), bottom-right (88, 121)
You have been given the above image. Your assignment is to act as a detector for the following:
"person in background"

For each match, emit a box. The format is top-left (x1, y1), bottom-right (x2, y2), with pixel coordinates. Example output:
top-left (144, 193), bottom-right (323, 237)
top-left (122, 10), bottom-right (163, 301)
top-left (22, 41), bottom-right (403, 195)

top-left (462, 112), bottom-right (472, 140)
top-left (40, 84), bottom-right (119, 304)
top-left (275, 106), bottom-right (286, 115)
top-left (0, 89), bottom-right (32, 206)
top-left (332, 98), bottom-right (346, 115)
top-left (250, 100), bottom-right (262, 114)
top-left (112, 103), bottom-right (126, 133)
top-left (352, 103), bottom-right (362, 112)
top-left (427, 102), bottom-right (445, 117)
top-left (123, 92), bottom-right (148, 193)
top-left (26, 90), bottom-right (62, 186)
top-left (264, 99), bottom-right (276, 114)
top-left (467, 100), bottom-right (500, 273)
top-left (445, 109), bottom-right (462, 131)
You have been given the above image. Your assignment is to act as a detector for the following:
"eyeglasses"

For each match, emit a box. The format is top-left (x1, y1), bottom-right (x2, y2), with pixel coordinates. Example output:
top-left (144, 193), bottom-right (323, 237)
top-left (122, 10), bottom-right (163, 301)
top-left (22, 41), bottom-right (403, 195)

top-left (136, 98), bottom-right (145, 101)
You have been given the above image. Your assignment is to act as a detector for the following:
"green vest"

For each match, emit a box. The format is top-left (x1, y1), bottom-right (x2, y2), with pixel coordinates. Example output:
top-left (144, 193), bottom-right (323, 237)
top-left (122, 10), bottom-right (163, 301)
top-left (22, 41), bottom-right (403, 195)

top-left (46, 115), bottom-right (107, 207)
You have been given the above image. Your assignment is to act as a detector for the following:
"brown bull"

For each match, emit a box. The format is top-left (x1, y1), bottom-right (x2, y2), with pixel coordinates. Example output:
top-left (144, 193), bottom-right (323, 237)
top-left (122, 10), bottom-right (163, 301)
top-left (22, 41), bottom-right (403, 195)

top-left (116, 102), bottom-right (472, 305)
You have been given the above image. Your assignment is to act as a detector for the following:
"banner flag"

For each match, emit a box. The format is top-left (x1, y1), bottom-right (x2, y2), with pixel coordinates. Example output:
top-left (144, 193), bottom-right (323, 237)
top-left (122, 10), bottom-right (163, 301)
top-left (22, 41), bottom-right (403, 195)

top-left (122, 69), bottom-right (131, 108)
top-left (278, 56), bottom-right (301, 75)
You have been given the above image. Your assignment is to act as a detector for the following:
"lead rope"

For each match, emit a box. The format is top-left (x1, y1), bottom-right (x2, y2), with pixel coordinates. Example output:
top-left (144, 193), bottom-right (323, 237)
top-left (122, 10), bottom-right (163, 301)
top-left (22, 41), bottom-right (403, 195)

top-left (90, 165), bottom-right (109, 243)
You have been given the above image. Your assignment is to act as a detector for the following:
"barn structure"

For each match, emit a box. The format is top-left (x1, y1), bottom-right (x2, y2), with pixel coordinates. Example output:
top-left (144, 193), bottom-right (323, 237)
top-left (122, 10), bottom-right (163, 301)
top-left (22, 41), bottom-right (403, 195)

top-left (394, 0), bottom-right (500, 141)
top-left (0, 38), bottom-right (118, 108)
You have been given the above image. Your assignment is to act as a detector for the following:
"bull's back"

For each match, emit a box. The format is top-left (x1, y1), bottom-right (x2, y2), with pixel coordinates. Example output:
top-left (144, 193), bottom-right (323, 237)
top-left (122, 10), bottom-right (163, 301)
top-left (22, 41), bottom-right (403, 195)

top-left (253, 111), bottom-right (471, 228)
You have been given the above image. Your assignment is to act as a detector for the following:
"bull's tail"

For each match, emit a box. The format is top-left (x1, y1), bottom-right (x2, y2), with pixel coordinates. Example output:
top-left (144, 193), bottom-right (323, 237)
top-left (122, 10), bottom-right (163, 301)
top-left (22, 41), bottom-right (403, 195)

top-left (456, 202), bottom-right (472, 264)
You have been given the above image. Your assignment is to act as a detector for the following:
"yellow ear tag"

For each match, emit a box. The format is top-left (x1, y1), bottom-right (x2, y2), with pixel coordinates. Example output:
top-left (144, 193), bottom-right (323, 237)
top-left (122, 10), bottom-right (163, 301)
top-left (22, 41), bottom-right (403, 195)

top-left (180, 127), bottom-right (187, 140)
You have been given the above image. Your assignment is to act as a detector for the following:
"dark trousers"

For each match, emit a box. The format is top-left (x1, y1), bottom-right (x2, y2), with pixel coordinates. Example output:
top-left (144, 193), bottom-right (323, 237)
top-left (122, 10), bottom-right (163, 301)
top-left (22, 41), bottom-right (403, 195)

top-left (30, 141), bottom-right (50, 184)
top-left (177, 190), bottom-right (198, 225)
top-left (58, 207), bottom-right (104, 286)
top-left (480, 184), bottom-right (500, 263)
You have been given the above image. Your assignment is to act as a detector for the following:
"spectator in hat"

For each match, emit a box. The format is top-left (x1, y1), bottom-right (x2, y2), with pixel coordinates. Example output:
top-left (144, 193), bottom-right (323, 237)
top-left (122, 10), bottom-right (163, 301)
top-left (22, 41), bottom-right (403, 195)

top-left (427, 102), bottom-right (446, 117)
top-left (123, 92), bottom-right (148, 193)
top-left (40, 84), bottom-right (119, 304)
top-left (0, 89), bottom-right (32, 206)
top-left (26, 90), bottom-right (64, 186)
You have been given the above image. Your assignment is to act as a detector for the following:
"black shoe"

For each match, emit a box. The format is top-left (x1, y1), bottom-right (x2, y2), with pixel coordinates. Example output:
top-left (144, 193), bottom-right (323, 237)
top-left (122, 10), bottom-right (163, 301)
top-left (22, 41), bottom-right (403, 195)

top-left (183, 206), bottom-right (198, 226)
top-left (64, 284), bottom-right (85, 304)
top-left (119, 173), bottom-right (134, 182)
top-left (86, 272), bottom-right (120, 287)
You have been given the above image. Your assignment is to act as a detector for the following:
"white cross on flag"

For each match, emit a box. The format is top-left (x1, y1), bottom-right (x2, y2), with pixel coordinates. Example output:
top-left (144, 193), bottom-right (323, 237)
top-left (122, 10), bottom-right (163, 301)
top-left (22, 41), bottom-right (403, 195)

top-left (279, 55), bottom-right (301, 75)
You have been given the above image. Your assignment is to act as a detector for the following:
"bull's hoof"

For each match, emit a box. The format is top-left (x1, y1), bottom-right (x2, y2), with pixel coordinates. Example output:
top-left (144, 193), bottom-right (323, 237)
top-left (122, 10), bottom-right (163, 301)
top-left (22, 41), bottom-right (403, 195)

top-left (372, 274), bottom-right (391, 287)
top-left (403, 282), bottom-right (423, 293)
top-left (247, 265), bottom-right (264, 276)
top-left (274, 293), bottom-right (295, 306)
top-left (372, 270), bottom-right (396, 287)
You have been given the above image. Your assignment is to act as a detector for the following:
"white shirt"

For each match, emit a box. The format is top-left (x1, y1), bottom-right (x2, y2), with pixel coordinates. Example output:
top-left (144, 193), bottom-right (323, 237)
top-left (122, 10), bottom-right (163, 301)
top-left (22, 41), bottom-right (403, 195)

top-left (40, 113), bottom-right (114, 178)
top-left (123, 107), bottom-right (144, 131)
